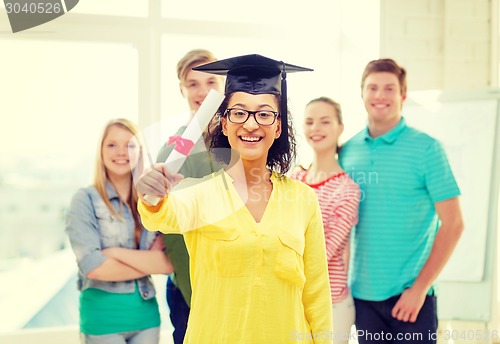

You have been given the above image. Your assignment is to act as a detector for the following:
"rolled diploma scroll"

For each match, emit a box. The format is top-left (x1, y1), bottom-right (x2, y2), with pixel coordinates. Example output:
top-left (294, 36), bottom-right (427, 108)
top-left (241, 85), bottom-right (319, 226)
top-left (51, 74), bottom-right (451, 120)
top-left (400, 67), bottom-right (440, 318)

top-left (143, 89), bottom-right (225, 205)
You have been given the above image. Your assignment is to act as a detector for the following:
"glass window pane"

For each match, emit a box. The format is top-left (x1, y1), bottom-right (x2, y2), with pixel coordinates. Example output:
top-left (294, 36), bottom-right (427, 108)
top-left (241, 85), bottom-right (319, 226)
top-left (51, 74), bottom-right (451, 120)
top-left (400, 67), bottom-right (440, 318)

top-left (162, 0), bottom-right (306, 24)
top-left (71, 0), bottom-right (148, 17)
top-left (0, 39), bottom-right (138, 331)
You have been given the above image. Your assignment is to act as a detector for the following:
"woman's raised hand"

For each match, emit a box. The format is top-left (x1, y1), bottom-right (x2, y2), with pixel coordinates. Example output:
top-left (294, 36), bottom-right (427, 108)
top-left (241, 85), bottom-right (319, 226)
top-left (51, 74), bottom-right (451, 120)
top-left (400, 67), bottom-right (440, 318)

top-left (136, 163), bottom-right (184, 204)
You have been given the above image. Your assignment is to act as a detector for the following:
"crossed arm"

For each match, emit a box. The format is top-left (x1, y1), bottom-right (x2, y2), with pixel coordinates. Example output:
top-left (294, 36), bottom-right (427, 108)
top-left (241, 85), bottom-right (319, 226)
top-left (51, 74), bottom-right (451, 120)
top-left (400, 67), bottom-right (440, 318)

top-left (87, 235), bottom-right (173, 281)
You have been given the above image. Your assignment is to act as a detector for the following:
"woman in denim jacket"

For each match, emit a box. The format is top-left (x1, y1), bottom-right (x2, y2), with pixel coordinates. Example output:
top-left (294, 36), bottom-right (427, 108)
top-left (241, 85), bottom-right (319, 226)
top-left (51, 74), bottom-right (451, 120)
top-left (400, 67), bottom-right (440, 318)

top-left (66, 118), bottom-right (173, 343)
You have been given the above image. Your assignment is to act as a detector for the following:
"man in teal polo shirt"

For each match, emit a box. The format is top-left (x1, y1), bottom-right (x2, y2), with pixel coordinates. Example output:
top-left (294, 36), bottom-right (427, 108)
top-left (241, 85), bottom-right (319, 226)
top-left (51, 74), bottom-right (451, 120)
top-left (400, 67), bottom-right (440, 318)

top-left (339, 58), bottom-right (464, 344)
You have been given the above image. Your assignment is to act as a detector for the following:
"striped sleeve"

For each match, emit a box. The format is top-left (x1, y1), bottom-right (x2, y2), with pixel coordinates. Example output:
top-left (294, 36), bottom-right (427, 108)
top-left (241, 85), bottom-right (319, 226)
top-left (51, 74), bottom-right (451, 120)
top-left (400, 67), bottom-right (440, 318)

top-left (320, 178), bottom-right (360, 261)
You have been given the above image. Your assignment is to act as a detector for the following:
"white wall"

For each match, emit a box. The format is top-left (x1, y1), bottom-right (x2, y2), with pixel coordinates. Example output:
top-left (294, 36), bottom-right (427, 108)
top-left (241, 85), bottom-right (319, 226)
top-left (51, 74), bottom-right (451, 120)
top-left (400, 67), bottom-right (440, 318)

top-left (380, 0), bottom-right (491, 90)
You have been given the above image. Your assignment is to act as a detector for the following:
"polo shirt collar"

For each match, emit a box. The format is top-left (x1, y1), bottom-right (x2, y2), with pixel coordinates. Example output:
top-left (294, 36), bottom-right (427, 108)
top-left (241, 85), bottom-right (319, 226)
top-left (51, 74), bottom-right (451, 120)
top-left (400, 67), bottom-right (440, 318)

top-left (364, 117), bottom-right (407, 144)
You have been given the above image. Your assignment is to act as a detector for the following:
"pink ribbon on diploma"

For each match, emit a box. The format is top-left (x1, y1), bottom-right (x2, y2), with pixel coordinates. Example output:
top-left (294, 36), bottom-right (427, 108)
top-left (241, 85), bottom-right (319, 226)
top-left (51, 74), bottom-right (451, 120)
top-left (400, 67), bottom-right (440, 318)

top-left (168, 135), bottom-right (195, 156)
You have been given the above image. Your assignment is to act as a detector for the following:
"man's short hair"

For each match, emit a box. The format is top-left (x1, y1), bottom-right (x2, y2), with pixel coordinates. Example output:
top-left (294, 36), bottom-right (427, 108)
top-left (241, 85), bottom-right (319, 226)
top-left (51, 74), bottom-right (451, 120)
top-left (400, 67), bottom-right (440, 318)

top-left (361, 58), bottom-right (407, 95)
top-left (177, 49), bottom-right (217, 84)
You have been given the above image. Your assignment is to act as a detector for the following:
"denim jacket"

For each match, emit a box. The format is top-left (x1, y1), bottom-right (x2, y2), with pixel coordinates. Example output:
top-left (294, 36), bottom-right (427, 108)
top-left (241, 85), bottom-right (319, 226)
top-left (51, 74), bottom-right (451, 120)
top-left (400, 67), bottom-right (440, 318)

top-left (65, 182), bottom-right (158, 300)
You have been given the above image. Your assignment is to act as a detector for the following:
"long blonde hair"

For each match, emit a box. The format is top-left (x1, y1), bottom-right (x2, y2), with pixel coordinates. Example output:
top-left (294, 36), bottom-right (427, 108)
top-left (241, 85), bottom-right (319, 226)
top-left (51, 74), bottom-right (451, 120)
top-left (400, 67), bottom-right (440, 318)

top-left (93, 118), bottom-right (145, 246)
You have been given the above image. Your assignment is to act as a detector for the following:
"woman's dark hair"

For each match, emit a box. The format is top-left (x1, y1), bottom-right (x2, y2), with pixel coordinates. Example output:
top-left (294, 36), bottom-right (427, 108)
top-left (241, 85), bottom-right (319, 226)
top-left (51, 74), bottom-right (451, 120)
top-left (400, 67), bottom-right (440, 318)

top-left (208, 93), bottom-right (296, 174)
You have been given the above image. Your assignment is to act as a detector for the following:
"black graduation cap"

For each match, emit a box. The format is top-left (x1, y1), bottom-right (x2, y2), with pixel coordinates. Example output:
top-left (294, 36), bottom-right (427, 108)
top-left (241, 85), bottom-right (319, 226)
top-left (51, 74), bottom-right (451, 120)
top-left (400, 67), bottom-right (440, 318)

top-left (193, 54), bottom-right (312, 134)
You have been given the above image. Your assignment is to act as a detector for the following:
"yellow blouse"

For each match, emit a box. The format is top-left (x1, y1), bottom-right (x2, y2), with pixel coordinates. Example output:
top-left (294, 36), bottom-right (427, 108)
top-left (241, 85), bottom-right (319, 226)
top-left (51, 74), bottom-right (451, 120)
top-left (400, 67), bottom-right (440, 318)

top-left (139, 170), bottom-right (333, 343)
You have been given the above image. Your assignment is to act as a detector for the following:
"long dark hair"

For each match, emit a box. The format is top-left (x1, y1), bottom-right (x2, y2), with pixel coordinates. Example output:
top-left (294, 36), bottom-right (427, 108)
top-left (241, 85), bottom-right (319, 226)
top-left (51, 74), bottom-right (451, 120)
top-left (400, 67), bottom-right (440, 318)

top-left (208, 93), bottom-right (296, 174)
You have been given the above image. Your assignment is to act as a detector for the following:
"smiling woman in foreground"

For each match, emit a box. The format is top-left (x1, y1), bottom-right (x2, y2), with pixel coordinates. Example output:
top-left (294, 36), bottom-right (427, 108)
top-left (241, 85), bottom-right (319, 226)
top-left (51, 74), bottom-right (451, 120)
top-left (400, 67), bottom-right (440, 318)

top-left (136, 54), bottom-right (333, 343)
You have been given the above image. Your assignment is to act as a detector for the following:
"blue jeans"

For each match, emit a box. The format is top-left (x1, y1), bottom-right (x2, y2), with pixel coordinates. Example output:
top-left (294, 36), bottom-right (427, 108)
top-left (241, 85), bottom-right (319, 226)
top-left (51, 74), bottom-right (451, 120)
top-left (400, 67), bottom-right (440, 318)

top-left (354, 294), bottom-right (438, 344)
top-left (80, 326), bottom-right (160, 343)
top-left (166, 276), bottom-right (190, 344)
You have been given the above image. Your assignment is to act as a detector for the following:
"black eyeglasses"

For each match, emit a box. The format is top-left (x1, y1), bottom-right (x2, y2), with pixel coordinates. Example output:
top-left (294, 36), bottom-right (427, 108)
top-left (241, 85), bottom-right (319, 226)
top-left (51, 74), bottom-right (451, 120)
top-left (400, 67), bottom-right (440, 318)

top-left (225, 108), bottom-right (279, 126)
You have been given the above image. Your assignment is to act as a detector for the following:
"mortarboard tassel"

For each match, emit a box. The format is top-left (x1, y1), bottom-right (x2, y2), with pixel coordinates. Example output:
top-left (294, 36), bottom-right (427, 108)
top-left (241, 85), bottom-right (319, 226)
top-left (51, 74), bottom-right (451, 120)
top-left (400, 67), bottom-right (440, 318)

top-left (280, 61), bottom-right (288, 139)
